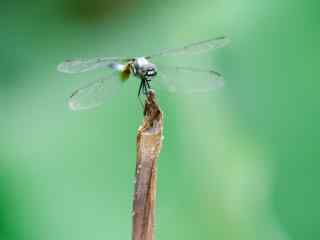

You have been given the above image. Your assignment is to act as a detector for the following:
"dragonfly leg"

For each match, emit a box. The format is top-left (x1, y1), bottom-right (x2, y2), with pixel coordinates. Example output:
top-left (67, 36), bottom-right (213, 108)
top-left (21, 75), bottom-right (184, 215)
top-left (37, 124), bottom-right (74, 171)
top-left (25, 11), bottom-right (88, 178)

top-left (138, 80), bottom-right (144, 96)
top-left (139, 79), bottom-right (146, 95)
top-left (137, 80), bottom-right (146, 112)
top-left (143, 81), bottom-right (148, 95)
top-left (146, 79), bottom-right (151, 90)
top-left (138, 95), bottom-right (144, 109)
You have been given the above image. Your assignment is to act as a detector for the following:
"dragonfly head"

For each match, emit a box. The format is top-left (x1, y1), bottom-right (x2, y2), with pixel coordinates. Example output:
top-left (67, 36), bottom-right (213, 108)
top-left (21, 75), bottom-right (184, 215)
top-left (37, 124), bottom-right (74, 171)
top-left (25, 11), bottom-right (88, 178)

top-left (141, 63), bottom-right (157, 80)
top-left (132, 58), bottom-right (157, 80)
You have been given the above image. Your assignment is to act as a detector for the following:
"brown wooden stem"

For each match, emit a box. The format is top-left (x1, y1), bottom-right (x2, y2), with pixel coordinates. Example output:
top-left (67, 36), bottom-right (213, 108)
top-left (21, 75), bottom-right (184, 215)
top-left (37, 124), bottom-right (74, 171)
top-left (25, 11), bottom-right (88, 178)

top-left (132, 90), bottom-right (163, 240)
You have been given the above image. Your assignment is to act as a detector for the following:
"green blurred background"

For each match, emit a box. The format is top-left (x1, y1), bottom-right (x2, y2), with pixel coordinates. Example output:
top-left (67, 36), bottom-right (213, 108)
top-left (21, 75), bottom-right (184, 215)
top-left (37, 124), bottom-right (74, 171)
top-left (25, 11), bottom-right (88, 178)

top-left (0, 0), bottom-right (319, 240)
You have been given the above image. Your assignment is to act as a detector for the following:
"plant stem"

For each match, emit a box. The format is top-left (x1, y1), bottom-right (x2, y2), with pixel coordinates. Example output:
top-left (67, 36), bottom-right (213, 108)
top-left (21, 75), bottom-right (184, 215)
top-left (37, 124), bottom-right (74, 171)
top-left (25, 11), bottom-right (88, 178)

top-left (132, 90), bottom-right (163, 240)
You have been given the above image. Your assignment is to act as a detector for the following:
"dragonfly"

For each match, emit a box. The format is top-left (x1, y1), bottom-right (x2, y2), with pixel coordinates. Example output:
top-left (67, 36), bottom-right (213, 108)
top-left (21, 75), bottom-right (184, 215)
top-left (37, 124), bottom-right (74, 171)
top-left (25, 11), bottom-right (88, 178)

top-left (57, 36), bottom-right (229, 111)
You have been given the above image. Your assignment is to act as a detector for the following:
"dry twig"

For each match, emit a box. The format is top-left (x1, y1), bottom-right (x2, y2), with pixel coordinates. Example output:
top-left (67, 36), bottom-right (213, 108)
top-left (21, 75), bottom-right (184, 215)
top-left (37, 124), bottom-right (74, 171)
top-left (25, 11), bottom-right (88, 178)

top-left (132, 90), bottom-right (163, 240)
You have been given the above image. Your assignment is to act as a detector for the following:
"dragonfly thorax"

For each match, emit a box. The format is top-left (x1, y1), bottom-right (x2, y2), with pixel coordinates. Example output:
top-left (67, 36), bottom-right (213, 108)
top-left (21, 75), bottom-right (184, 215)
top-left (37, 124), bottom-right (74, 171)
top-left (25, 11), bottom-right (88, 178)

top-left (131, 57), bottom-right (157, 80)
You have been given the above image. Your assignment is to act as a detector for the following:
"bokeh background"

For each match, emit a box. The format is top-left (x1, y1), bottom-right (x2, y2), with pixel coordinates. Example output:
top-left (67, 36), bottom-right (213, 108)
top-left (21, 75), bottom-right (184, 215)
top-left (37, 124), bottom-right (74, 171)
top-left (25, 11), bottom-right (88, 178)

top-left (0, 0), bottom-right (319, 240)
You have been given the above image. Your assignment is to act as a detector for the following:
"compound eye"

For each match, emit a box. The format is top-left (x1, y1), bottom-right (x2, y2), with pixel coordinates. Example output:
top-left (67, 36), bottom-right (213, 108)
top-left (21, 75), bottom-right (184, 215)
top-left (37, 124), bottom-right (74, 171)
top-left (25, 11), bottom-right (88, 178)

top-left (146, 69), bottom-right (156, 77)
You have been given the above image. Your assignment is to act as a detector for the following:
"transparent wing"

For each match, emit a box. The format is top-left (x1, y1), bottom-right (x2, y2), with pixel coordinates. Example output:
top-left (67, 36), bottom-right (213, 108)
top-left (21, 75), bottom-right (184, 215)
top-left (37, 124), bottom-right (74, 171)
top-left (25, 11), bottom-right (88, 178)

top-left (147, 36), bottom-right (229, 59)
top-left (155, 65), bottom-right (224, 93)
top-left (57, 57), bottom-right (130, 74)
top-left (68, 72), bottom-right (122, 111)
